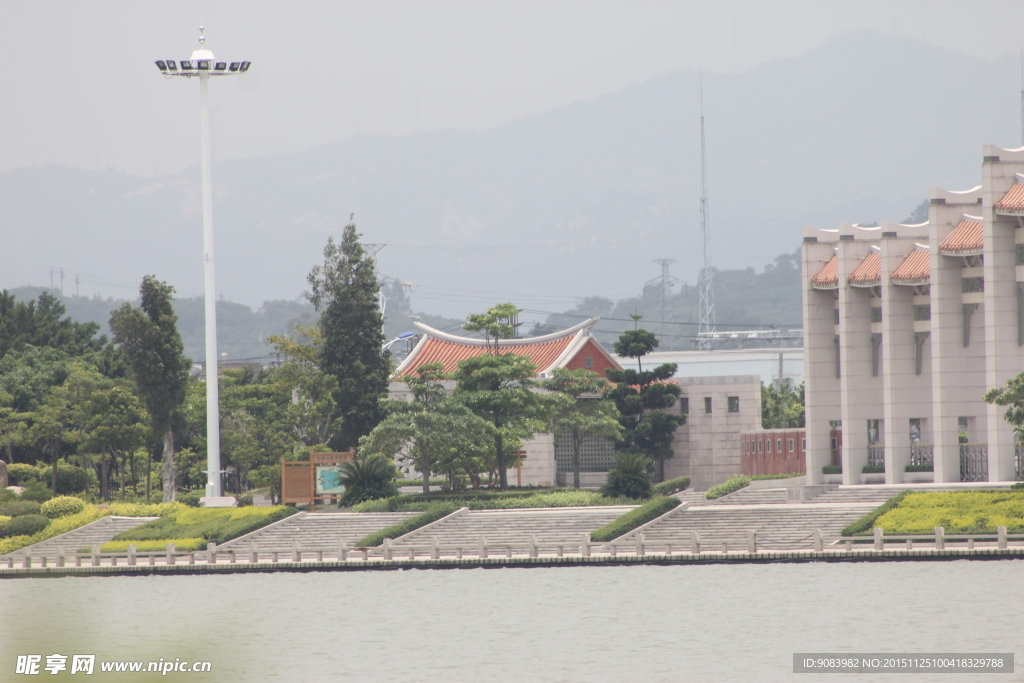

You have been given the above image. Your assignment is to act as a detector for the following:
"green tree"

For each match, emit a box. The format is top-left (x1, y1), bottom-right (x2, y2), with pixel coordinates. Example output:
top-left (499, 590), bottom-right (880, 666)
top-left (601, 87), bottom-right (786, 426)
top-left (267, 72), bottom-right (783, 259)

top-left (984, 373), bottom-right (1024, 435)
top-left (0, 290), bottom-right (105, 359)
top-left (605, 328), bottom-right (684, 482)
top-left (463, 303), bottom-right (519, 355)
top-left (338, 454), bottom-right (399, 506)
top-left (109, 276), bottom-right (191, 502)
top-left (453, 353), bottom-right (564, 489)
top-left (614, 328), bottom-right (659, 372)
top-left (307, 219), bottom-right (390, 450)
top-left (541, 367), bottom-right (623, 489)
top-left (361, 363), bottom-right (495, 493)
top-left (80, 380), bottom-right (148, 500)
top-left (761, 381), bottom-right (805, 429)
top-left (600, 451), bottom-right (653, 499)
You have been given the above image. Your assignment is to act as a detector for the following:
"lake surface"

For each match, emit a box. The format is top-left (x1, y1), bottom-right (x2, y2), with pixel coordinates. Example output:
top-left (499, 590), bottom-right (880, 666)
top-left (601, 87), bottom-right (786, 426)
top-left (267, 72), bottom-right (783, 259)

top-left (2, 561), bottom-right (1021, 682)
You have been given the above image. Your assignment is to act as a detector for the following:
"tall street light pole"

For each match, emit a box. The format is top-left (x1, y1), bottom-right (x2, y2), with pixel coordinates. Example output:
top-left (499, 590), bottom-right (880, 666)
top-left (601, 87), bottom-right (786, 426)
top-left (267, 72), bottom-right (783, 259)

top-left (155, 27), bottom-right (250, 502)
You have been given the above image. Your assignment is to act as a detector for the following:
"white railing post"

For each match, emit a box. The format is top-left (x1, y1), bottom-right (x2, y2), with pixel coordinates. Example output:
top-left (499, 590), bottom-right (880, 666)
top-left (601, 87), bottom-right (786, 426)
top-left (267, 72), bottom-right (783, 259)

top-left (338, 540), bottom-right (348, 562)
top-left (998, 526), bottom-right (1007, 549)
top-left (250, 542), bottom-right (258, 564)
top-left (748, 531), bottom-right (757, 554)
top-left (431, 537), bottom-right (440, 560)
top-left (383, 538), bottom-right (392, 561)
top-left (207, 542), bottom-right (218, 564)
top-left (529, 535), bottom-right (538, 559)
top-left (873, 527), bottom-right (883, 551)
top-left (934, 527), bottom-right (944, 550)
top-left (292, 541), bottom-right (300, 562)
top-left (581, 533), bottom-right (591, 558)
top-left (479, 538), bottom-right (488, 559)
top-left (128, 545), bottom-right (137, 566)
top-left (636, 533), bottom-right (645, 557)
top-left (166, 543), bottom-right (176, 566)
top-left (814, 529), bottom-right (822, 553)
top-left (56, 550), bottom-right (65, 568)
top-left (691, 532), bottom-right (700, 554)
top-left (91, 545), bottom-right (100, 567)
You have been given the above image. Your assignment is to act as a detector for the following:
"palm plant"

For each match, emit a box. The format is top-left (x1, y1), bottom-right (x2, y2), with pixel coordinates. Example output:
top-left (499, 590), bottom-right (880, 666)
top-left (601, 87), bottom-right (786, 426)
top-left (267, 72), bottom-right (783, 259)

top-left (600, 451), bottom-right (653, 500)
top-left (338, 455), bottom-right (399, 507)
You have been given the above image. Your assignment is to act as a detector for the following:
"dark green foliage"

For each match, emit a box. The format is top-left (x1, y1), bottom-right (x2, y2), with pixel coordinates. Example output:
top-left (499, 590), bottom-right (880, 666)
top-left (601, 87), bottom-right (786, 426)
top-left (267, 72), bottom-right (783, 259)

top-left (904, 464), bottom-right (933, 472)
top-left (177, 491), bottom-right (203, 508)
top-left (356, 502), bottom-right (458, 547)
top-left (3, 513), bottom-right (50, 537)
top-left (0, 290), bottom-right (104, 359)
top-left (862, 465), bottom-right (884, 474)
top-left (600, 452), bottom-right (653, 500)
top-left (761, 382), bottom-right (805, 429)
top-left (613, 329), bottom-right (658, 371)
top-left (590, 496), bottom-right (679, 542)
top-left (53, 463), bottom-right (91, 494)
top-left (605, 342), bottom-right (684, 482)
top-left (841, 491), bottom-right (911, 536)
top-left (705, 476), bottom-right (751, 499)
top-left (1012, 482), bottom-right (1024, 490)
top-left (651, 476), bottom-right (690, 496)
top-left (749, 472), bottom-right (804, 480)
top-left (308, 220), bottom-right (390, 450)
top-left (0, 500), bottom-right (41, 517)
top-left (6, 463), bottom-right (43, 485)
top-left (113, 506), bottom-right (298, 544)
top-left (338, 455), bottom-right (400, 507)
top-left (237, 494), bottom-right (253, 507)
top-left (18, 481), bottom-right (53, 502)
top-left (822, 465), bottom-right (842, 474)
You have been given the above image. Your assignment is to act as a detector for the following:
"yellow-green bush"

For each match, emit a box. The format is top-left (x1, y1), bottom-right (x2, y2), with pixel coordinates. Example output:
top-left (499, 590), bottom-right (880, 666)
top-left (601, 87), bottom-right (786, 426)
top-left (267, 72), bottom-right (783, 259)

top-left (40, 496), bottom-right (86, 519)
top-left (0, 515), bottom-right (11, 527)
top-left (112, 505), bottom-right (297, 545)
top-left (873, 491), bottom-right (1024, 534)
top-left (108, 502), bottom-right (187, 517)
top-left (98, 538), bottom-right (207, 553)
top-left (0, 506), bottom-right (109, 555)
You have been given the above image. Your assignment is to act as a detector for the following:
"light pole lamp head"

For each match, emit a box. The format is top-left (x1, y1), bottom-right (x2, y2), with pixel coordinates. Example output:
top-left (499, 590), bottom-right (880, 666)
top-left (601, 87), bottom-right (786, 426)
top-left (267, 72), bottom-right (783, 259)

top-left (154, 26), bottom-right (251, 78)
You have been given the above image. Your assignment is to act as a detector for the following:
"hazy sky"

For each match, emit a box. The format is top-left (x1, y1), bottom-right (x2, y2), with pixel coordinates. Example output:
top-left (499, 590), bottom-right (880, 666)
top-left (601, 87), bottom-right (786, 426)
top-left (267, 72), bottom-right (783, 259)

top-left (3, 1), bottom-right (1024, 178)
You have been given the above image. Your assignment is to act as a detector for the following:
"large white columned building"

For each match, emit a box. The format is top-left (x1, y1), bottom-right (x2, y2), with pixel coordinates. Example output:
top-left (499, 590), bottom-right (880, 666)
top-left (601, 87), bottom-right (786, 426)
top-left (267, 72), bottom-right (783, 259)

top-left (803, 144), bottom-right (1024, 485)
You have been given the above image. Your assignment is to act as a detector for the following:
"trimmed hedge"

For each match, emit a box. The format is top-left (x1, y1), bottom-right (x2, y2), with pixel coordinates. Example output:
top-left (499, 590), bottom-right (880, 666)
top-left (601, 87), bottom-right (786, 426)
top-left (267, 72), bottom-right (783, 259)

top-left (871, 490), bottom-right (1024, 534)
top-left (353, 490), bottom-right (638, 513)
top-left (862, 465), bottom-right (885, 474)
top-left (904, 464), bottom-right (933, 472)
top-left (6, 463), bottom-right (44, 485)
top-left (0, 500), bottom-right (41, 518)
top-left (356, 502), bottom-right (459, 547)
top-left (822, 465), bottom-right (842, 474)
top-left (4, 514), bottom-right (50, 537)
top-left (749, 472), bottom-right (804, 480)
top-left (590, 496), bottom-right (678, 542)
top-left (40, 496), bottom-right (86, 519)
top-left (93, 538), bottom-right (208, 553)
top-left (652, 477), bottom-right (691, 496)
top-left (705, 476), bottom-right (751, 500)
top-left (840, 490), bottom-right (911, 536)
top-left (113, 506), bottom-right (298, 545)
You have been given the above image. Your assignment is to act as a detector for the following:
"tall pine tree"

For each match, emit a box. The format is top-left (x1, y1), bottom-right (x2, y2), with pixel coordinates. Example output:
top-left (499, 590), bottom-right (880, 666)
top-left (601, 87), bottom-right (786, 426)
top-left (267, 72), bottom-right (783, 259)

top-left (307, 218), bottom-right (390, 450)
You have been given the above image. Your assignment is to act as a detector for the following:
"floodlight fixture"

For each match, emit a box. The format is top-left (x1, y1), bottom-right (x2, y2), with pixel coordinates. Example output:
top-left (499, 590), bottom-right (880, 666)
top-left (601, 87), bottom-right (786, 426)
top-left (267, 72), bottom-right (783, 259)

top-left (153, 24), bottom-right (251, 500)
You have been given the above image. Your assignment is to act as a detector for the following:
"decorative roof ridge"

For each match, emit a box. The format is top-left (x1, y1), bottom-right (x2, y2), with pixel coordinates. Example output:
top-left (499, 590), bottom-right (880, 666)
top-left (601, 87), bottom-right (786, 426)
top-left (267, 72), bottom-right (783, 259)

top-left (411, 317), bottom-right (599, 347)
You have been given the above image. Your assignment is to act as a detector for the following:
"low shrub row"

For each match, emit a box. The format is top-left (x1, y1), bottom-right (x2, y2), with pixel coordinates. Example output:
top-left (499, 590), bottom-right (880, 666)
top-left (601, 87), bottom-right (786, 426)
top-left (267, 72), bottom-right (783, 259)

top-left (590, 496), bottom-right (678, 542)
top-left (90, 538), bottom-right (208, 553)
top-left (112, 506), bottom-right (298, 545)
top-left (356, 502), bottom-right (459, 547)
top-left (6, 463), bottom-right (92, 494)
top-left (353, 490), bottom-right (639, 513)
top-left (822, 465), bottom-right (842, 474)
top-left (0, 500), bottom-right (42, 518)
top-left (705, 476), bottom-right (751, 500)
top-left (652, 477), bottom-right (690, 496)
top-left (862, 465), bottom-right (885, 474)
top-left (840, 491), bottom-right (910, 536)
top-left (749, 472), bottom-right (805, 480)
top-left (904, 464), bottom-right (934, 472)
top-left (3, 514), bottom-right (50, 537)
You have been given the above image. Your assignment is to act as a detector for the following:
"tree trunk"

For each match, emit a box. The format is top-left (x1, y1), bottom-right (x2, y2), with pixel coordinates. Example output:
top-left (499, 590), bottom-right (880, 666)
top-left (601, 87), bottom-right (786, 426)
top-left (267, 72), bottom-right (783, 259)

top-left (419, 444), bottom-right (431, 495)
top-left (145, 447), bottom-right (152, 501)
top-left (161, 427), bottom-right (176, 502)
top-left (100, 448), bottom-right (109, 501)
top-left (5, 442), bottom-right (14, 464)
top-left (51, 444), bottom-right (59, 495)
top-left (572, 430), bottom-right (582, 489)
top-left (495, 430), bottom-right (506, 489)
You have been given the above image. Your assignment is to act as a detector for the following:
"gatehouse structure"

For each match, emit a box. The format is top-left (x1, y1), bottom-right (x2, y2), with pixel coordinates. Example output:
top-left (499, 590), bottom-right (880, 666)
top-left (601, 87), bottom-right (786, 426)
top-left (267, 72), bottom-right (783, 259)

top-left (802, 144), bottom-right (1024, 485)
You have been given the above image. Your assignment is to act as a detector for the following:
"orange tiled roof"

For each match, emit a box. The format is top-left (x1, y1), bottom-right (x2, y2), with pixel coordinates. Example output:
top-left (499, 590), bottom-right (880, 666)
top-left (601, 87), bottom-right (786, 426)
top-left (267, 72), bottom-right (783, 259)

top-left (810, 255), bottom-right (838, 289)
top-left (848, 252), bottom-right (881, 287)
top-left (995, 184), bottom-right (1024, 213)
top-left (891, 250), bottom-right (931, 285)
top-left (939, 219), bottom-right (984, 255)
top-left (392, 318), bottom-right (621, 379)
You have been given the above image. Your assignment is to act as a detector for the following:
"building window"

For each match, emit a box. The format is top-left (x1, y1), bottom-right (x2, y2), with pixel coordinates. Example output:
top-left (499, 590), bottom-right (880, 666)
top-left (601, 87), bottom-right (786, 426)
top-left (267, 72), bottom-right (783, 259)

top-left (728, 396), bottom-right (739, 413)
top-left (961, 277), bottom-right (984, 293)
top-left (757, 440), bottom-right (762, 453)
top-left (1016, 244), bottom-right (1024, 266)
top-left (913, 305), bottom-right (931, 321)
top-left (802, 438), bottom-right (807, 450)
top-left (766, 439), bottom-right (771, 453)
top-left (871, 307), bottom-right (882, 323)
top-left (834, 308), bottom-right (840, 325)
top-left (680, 397), bottom-right (688, 414)
top-left (705, 397), bottom-right (712, 414)
top-left (830, 437), bottom-right (838, 451)
top-left (777, 439), bottom-right (783, 453)
top-left (788, 438), bottom-right (794, 452)
top-left (584, 356), bottom-right (593, 368)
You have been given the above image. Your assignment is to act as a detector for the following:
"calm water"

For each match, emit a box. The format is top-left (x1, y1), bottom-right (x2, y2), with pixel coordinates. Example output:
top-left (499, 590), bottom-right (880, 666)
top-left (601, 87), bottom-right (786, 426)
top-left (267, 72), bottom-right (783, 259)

top-left (1, 561), bottom-right (1022, 682)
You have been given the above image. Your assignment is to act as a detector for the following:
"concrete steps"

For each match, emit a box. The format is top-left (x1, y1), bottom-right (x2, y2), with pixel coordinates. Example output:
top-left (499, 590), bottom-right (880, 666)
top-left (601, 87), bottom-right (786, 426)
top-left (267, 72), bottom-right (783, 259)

top-left (618, 504), bottom-right (876, 550)
top-left (808, 488), bottom-right (904, 505)
top-left (217, 512), bottom-right (418, 552)
top-left (710, 487), bottom-right (789, 505)
top-left (3, 516), bottom-right (158, 559)
top-left (391, 506), bottom-right (635, 551)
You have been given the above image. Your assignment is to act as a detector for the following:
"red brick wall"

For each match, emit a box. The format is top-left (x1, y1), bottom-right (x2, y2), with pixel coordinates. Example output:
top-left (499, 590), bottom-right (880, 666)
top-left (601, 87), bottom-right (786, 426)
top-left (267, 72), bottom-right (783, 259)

top-left (565, 339), bottom-right (621, 377)
top-left (740, 430), bottom-right (806, 475)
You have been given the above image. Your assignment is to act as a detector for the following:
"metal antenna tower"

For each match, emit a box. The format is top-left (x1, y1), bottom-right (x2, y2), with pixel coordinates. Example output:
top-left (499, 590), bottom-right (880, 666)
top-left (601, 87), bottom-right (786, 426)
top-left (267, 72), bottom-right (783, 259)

top-left (363, 242), bottom-right (389, 314)
top-left (698, 79), bottom-right (716, 349)
top-left (645, 259), bottom-right (680, 345)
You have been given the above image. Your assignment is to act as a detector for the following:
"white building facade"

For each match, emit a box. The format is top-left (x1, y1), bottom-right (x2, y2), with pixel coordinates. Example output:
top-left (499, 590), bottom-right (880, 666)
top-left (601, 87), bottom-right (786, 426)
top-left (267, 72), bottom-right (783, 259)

top-left (803, 144), bottom-right (1024, 485)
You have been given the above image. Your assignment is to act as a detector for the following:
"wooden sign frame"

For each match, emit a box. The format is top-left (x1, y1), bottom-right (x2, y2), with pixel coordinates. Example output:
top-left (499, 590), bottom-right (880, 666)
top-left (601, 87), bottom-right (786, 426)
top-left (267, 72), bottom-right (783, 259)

top-left (280, 451), bottom-right (355, 510)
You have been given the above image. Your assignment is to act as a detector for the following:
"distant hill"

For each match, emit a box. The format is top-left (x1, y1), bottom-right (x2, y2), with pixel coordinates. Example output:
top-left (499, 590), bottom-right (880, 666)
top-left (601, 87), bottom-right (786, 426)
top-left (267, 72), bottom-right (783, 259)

top-left (1, 30), bottom-right (1018, 320)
